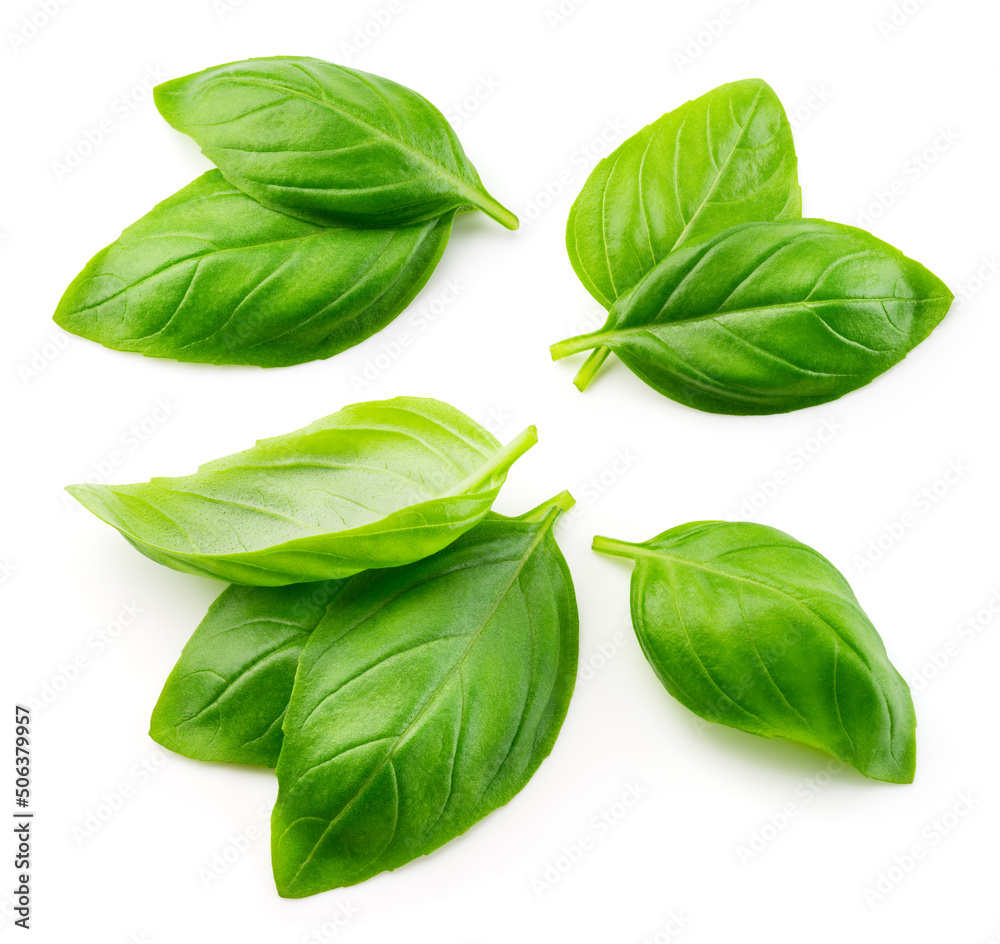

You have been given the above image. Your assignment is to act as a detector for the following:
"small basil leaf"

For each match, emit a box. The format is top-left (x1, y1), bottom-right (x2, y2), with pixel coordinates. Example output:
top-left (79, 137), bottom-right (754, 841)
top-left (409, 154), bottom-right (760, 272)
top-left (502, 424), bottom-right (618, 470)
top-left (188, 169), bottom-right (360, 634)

top-left (150, 580), bottom-right (345, 767)
top-left (567, 78), bottom-right (800, 308)
top-left (271, 492), bottom-right (578, 897)
top-left (565, 79), bottom-right (800, 389)
top-left (67, 398), bottom-right (537, 586)
top-left (593, 521), bottom-right (916, 784)
top-left (154, 57), bottom-right (518, 230)
top-left (552, 219), bottom-right (953, 414)
top-left (53, 171), bottom-right (453, 367)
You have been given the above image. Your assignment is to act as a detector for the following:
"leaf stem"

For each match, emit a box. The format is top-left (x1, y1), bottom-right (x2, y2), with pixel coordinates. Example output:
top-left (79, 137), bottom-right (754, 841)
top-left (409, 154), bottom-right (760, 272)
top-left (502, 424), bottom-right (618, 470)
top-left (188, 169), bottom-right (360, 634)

top-left (591, 535), bottom-right (641, 560)
top-left (572, 347), bottom-right (611, 391)
top-left (471, 188), bottom-right (520, 231)
top-left (520, 490), bottom-right (576, 523)
top-left (549, 334), bottom-right (598, 362)
top-left (446, 426), bottom-right (537, 496)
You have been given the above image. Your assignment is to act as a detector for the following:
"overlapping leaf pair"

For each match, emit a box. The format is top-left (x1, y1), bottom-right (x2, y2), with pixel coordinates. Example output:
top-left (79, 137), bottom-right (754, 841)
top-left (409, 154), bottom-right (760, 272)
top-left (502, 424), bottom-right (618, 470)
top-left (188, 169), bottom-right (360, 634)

top-left (54, 57), bottom-right (518, 367)
top-left (551, 79), bottom-right (954, 414)
top-left (67, 398), bottom-right (578, 896)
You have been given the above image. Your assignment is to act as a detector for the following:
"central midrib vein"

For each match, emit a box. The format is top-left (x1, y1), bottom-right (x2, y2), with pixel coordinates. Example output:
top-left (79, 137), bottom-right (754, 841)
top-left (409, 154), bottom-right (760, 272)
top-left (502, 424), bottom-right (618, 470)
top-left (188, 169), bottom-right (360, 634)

top-left (670, 85), bottom-right (766, 249)
top-left (629, 545), bottom-right (879, 677)
top-left (597, 294), bottom-right (953, 340)
top-left (209, 75), bottom-right (485, 208)
top-left (280, 512), bottom-right (559, 888)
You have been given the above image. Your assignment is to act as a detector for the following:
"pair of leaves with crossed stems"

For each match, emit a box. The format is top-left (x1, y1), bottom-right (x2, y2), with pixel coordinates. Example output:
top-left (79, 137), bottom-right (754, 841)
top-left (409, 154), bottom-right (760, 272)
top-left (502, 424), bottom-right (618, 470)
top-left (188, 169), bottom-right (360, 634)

top-left (54, 57), bottom-right (517, 367)
top-left (552, 79), bottom-right (953, 414)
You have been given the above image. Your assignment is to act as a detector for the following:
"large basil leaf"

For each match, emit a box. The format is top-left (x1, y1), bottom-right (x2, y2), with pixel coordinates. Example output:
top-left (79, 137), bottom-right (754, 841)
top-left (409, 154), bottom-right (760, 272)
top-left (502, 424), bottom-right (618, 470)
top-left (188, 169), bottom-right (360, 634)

top-left (67, 398), bottom-right (537, 586)
top-left (551, 219), bottom-right (953, 414)
top-left (593, 521), bottom-right (916, 784)
top-left (271, 493), bottom-right (578, 897)
top-left (155, 57), bottom-right (518, 230)
top-left (565, 79), bottom-right (800, 389)
top-left (150, 580), bottom-right (345, 767)
top-left (53, 171), bottom-right (453, 367)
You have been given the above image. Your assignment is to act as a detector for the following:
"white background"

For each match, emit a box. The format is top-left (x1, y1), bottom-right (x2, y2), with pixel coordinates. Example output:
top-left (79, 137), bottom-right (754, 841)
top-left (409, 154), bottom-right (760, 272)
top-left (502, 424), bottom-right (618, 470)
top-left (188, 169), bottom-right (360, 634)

top-left (2, 0), bottom-right (998, 940)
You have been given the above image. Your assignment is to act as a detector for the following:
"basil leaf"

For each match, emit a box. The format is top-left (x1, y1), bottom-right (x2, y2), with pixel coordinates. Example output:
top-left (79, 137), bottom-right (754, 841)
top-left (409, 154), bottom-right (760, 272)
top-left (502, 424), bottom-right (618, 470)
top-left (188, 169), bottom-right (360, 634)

top-left (67, 398), bottom-right (537, 586)
top-left (150, 580), bottom-right (345, 767)
top-left (593, 521), bottom-right (916, 784)
top-left (552, 219), bottom-right (953, 414)
top-left (271, 493), bottom-right (578, 897)
top-left (565, 79), bottom-right (800, 389)
top-left (53, 171), bottom-right (453, 367)
top-left (148, 500), bottom-right (555, 769)
top-left (155, 57), bottom-right (518, 230)
top-left (568, 79), bottom-right (800, 308)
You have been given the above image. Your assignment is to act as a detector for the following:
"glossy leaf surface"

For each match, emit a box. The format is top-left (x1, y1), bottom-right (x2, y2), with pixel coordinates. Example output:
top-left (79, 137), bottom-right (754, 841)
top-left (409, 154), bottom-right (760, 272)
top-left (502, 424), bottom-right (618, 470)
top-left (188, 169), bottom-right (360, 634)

top-left (552, 219), bottom-right (953, 414)
top-left (155, 57), bottom-right (518, 229)
top-left (271, 494), bottom-right (578, 896)
top-left (567, 78), bottom-right (800, 309)
top-left (67, 398), bottom-right (537, 586)
top-left (564, 79), bottom-right (800, 388)
top-left (593, 521), bottom-right (916, 783)
top-left (150, 580), bottom-right (344, 766)
top-left (54, 171), bottom-right (453, 367)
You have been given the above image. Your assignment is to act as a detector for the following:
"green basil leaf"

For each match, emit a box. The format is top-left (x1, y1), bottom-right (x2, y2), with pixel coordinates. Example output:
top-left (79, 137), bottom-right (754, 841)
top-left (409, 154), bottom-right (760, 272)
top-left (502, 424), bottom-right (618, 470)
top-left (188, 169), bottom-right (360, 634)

top-left (567, 79), bottom-right (800, 308)
top-left (565, 79), bottom-right (800, 389)
top-left (53, 171), bottom-right (453, 367)
top-left (148, 500), bottom-right (554, 769)
top-left (593, 521), bottom-right (916, 784)
top-left (67, 398), bottom-right (537, 586)
top-left (271, 492), bottom-right (578, 896)
top-left (150, 580), bottom-right (345, 767)
top-left (552, 219), bottom-right (953, 414)
top-left (154, 57), bottom-right (518, 230)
